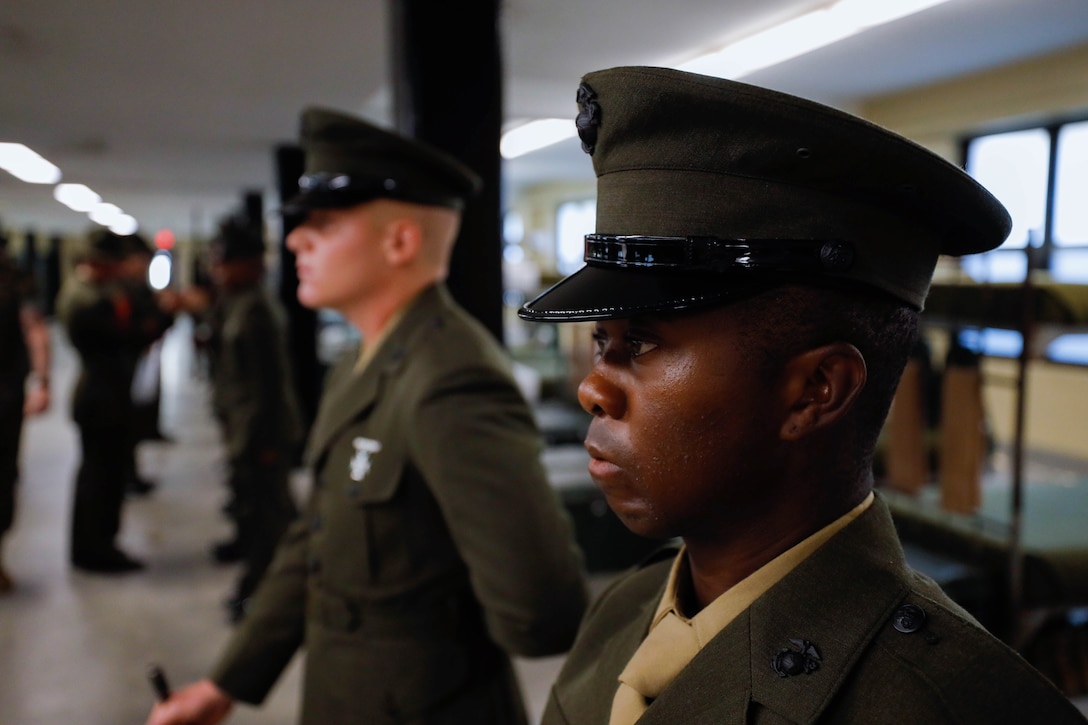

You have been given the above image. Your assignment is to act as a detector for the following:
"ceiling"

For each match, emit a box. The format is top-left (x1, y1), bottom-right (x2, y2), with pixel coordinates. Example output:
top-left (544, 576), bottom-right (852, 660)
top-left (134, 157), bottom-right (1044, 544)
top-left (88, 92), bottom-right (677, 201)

top-left (2, 0), bottom-right (1088, 240)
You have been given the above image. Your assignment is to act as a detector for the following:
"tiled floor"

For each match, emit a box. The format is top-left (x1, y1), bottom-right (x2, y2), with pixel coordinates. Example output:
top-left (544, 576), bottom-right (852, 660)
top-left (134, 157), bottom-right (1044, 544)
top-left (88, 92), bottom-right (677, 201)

top-left (1, 317), bottom-right (1085, 724)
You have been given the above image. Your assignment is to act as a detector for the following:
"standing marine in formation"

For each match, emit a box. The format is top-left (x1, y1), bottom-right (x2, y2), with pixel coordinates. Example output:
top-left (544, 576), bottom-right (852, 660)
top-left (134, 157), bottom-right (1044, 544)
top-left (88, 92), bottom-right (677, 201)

top-left (519, 65), bottom-right (1087, 725)
top-left (206, 214), bottom-right (302, 622)
top-left (148, 107), bottom-right (588, 725)
top-left (57, 230), bottom-right (173, 573)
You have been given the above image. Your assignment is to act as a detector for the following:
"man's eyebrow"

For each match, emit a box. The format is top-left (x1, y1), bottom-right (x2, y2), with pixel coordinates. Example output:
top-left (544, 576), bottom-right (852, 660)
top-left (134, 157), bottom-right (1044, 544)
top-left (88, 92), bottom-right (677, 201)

top-left (628, 313), bottom-right (681, 328)
top-left (625, 316), bottom-right (650, 327)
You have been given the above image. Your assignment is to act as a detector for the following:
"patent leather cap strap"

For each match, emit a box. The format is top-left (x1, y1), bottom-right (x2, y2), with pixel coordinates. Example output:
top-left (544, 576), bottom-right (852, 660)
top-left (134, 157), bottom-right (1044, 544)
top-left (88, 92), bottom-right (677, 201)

top-left (584, 234), bottom-right (855, 274)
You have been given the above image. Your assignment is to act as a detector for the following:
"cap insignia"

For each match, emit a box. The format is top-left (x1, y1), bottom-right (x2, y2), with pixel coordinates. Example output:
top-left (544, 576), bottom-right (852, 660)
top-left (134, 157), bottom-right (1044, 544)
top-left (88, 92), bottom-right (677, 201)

top-left (575, 81), bottom-right (601, 155)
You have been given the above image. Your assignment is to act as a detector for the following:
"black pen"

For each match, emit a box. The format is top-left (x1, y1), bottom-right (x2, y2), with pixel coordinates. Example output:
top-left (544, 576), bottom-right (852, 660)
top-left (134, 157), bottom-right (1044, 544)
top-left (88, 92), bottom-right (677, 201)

top-left (147, 663), bottom-right (172, 701)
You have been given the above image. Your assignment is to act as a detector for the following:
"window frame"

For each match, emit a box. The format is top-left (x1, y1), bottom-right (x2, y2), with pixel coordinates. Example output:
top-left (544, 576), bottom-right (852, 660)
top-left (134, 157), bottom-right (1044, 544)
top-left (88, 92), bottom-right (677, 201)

top-left (957, 115), bottom-right (1088, 366)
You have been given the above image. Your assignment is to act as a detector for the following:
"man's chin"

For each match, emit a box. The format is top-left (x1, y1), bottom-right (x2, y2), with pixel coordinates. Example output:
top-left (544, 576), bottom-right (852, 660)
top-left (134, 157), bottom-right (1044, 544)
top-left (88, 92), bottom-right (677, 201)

top-left (605, 498), bottom-right (670, 541)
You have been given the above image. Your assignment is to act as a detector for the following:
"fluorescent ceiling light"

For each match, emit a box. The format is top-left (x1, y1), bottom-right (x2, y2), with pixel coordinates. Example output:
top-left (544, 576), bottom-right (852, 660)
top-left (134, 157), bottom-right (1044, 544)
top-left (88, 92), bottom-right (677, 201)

top-left (54, 183), bottom-right (102, 212)
top-left (680, 0), bottom-right (953, 79)
top-left (501, 118), bottom-right (577, 159)
top-left (89, 202), bottom-right (124, 226)
top-left (109, 214), bottom-right (139, 236)
top-left (0, 142), bottom-right (62, 184)
top-left (834, 0), bottom-right (954, 29)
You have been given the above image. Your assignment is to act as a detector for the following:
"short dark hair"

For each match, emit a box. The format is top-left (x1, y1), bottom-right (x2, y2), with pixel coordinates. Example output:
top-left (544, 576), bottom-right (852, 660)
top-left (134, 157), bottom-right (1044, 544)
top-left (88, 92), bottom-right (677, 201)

top-left (735, 282), bottom-right (919, 480)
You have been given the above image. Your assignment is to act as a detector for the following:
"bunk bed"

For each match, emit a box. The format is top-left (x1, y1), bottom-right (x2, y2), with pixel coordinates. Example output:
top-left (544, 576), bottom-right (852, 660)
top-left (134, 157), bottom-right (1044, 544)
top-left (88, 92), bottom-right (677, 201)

top-left (882, 274), bottom-right (1088, 661)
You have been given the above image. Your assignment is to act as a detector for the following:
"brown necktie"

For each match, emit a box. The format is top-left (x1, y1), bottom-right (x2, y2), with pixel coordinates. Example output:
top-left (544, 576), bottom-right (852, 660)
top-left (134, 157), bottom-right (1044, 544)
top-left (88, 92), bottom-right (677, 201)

top-left (609, 611), bottom-right (701, 725)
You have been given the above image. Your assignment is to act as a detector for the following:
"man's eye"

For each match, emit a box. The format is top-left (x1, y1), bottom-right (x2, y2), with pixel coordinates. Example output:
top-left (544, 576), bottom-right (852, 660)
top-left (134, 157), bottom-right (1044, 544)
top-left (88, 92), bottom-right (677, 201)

top-left (627, 338), bottom-right (658, 358)
top-left (591, 329), bottom-right (657, 359)
top-left (591, 330), bottom-right (608, 358)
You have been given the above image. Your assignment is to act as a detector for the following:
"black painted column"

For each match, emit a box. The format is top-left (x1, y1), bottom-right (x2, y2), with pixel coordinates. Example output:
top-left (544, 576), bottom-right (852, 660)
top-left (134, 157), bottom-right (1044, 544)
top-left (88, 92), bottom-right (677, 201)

top-left (20, 230), bottom-right (39, 300)
top-left (390, 0), bottom-right (504, 341)
top-left (275, 144), bottom-right (322, 437)
top-left (44, 234), bottom-right (62, 316)
top-left (241, 189), bottom-right (264, 231)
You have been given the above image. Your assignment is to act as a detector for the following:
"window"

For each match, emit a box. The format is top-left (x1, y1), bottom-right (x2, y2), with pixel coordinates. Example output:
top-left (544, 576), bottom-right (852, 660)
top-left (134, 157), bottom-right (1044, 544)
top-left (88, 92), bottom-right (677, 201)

top-left (959, 119), bottom-right (1088, 363)
top-left (556, 199), bottom-right (596, 276)
top-left (962, 128), bottom-right (1049, 282)
top-left (1052, 120), bottom-right (1088, 282)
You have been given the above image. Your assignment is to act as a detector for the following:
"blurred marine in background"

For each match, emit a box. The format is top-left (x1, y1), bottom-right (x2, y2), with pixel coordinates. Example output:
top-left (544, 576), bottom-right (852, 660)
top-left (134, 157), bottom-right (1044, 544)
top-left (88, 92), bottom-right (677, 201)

top-left (0, 236), bottom-right (51, 592)
top-left (56, 230), bottom-right (175, 574)
top-left (205, 214), bottom-right (302, 623)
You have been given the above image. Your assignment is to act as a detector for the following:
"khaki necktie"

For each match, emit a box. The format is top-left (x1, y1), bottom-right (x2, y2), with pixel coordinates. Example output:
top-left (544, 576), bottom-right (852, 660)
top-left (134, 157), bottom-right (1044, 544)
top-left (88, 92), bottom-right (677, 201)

top-left (609, 611), bottom-right (702, 725)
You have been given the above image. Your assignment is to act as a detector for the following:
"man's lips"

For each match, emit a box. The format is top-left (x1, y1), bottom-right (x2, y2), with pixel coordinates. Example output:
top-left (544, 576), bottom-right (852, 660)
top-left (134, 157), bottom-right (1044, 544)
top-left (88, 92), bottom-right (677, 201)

top-left (588, 456), bottom-right (622, 480)
top-left (585, 436), bottom-right (623, 480)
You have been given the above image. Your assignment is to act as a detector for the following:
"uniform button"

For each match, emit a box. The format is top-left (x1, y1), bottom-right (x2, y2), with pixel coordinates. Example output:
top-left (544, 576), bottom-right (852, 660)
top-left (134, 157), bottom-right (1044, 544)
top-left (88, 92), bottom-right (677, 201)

top-left (892, 603), bottom-right (927, 633)
top-left (820, 241), bottom-right (855, 272)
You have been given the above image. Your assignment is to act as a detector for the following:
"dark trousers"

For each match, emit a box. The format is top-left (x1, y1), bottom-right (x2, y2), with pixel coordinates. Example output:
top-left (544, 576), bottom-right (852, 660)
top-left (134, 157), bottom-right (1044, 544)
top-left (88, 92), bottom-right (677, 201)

top-left (0, 382), bottom-right (26, 537)
top-left (230, 456), bottom-right (297, 600)
top-left (70, 422), bottom-right (129, 562)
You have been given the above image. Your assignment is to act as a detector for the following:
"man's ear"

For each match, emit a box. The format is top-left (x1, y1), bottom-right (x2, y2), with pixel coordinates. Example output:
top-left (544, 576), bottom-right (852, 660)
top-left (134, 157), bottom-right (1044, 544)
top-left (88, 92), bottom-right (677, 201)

top-left (382, 218), bottom-right (423, 268)
top-left (779, 342), bottom-right (866, 441)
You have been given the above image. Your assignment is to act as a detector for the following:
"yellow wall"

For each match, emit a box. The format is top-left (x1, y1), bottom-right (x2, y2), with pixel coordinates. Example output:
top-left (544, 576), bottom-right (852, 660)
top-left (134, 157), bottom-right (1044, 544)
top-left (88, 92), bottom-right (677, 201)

top-left (981, 357), bottom-right (1088, 461)
top-left (862, 43), bottom-right (1088, 162)
top-left (866, 43), bottom-right (1088, 462)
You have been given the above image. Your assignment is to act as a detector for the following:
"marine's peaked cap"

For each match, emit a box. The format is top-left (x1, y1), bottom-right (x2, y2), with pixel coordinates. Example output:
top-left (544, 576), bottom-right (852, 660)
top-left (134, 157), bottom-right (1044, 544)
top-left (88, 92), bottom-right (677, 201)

top-left (519, 66), bottom-right (1011, 321)
top-left (283, 107), bottom-right (482, 213)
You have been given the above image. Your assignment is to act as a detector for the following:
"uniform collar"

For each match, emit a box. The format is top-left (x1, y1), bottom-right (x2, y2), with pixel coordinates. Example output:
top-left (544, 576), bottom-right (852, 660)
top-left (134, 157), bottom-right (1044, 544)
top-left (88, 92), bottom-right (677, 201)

top-left (656, 493), bottom-right (875, 638)
top-left (305, 283), bottom-right (450, 463)
top-left (637, 494), bottom-right (908, 724)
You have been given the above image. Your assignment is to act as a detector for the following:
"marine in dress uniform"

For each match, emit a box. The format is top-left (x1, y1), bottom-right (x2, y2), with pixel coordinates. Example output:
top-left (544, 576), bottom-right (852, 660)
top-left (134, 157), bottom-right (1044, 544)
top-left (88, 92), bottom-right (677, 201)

top-left (206, 215), bottom-right (302, 622)
top-left (0, 243), bottom-right (51, 591)
top-left (518, 66), bottom-right (1087, 724)
top-left (57, 230), bottom-right (170, 573)
top-left (147, 108), bottom-right (588, 725)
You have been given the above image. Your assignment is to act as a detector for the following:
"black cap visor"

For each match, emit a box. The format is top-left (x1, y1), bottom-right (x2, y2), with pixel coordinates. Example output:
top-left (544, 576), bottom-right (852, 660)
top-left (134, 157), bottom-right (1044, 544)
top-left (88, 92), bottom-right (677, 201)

top-left (280, 172), bottom-right (467, 216)
top-left (279, 187), bottom-right (383, 216)
top-left (517, 263), bottom-right (777, 322)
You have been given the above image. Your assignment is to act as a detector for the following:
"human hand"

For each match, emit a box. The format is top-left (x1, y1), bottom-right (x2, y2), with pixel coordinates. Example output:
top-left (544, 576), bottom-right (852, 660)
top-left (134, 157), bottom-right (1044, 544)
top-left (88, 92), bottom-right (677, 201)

top-left (23, 382), bottom-right (49, 415)
top-left (145, 679), bottom-right (233, 725)
top-left (179, 286), bottom-right (213, 314)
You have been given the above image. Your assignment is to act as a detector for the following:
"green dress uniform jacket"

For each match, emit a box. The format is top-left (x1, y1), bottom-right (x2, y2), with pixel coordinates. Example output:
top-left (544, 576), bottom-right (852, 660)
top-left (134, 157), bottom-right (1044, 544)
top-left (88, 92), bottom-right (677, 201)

top-left (212, 285), bottom-right (302, 602)
top-left (57, 274), bottom-right (170, 562)
top-left (543, 494), bottom-right (1086, 725)
top-left (57, 276), bottom-right (140, 428)
top-left (211, 284), bottom-right (588, 724)
top-left (212, 286), bottom-right (302, 462)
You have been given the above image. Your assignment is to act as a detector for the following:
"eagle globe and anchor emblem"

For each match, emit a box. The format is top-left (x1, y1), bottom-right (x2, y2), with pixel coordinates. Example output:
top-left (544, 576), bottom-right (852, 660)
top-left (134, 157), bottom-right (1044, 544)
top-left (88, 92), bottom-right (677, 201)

top-left (349, 436), bottom-right (383, 482)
